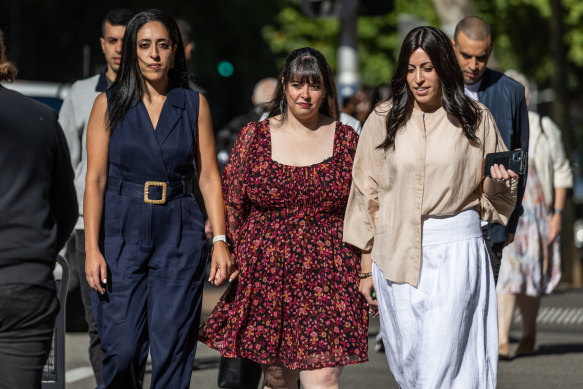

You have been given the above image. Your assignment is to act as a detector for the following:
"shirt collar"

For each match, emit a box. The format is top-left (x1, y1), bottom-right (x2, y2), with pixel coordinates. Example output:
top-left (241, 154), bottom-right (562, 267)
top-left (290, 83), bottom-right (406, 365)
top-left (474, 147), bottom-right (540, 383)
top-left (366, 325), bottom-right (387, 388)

top-left (95, 66), bottom-right (110, 92)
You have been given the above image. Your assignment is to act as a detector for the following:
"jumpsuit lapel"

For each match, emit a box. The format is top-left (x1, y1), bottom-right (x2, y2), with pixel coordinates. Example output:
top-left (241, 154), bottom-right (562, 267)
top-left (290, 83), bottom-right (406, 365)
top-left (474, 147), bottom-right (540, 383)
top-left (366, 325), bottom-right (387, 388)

top-left (133, 101), bottom-right (170, 180)
top-left (154, 88), bottom-right (186, 147)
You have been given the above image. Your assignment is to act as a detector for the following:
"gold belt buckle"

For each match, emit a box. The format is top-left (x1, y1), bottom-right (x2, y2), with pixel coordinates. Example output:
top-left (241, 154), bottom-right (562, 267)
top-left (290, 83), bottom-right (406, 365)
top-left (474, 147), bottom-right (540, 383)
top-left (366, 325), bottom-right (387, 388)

top-left (144, 181), bottom-right (167, 204)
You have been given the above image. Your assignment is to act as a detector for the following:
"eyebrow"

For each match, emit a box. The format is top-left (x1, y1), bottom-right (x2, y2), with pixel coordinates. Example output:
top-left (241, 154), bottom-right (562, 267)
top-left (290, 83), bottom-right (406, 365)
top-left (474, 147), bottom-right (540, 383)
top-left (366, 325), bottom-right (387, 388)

top-left (138, 38), bottom-right (170, 43)
top-left (460, 50), bottom-right (488, 58)
top-left (408, 61), bottom-right (433, 67)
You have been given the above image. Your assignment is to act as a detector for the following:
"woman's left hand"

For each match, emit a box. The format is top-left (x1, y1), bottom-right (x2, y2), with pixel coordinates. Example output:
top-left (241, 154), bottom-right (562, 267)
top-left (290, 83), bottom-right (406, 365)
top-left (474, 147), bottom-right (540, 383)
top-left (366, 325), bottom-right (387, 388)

top-left (547, 212), bottom-right (562, 246)
top-left (484, 163), bottom-right (519, 196)
top-left (208, 242), bottom-right (235, 286)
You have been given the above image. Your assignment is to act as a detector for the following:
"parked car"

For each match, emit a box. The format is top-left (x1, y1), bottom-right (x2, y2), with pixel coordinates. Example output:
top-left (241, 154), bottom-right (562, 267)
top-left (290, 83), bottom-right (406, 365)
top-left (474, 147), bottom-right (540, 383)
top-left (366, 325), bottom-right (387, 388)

top-left (1, 80), bottom-right (70, 111)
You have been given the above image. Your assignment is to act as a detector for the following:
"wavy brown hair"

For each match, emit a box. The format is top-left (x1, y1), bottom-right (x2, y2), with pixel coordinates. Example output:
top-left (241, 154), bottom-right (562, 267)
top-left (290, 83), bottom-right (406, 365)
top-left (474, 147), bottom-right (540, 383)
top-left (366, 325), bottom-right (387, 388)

top-left (379, 26), bottom-right (481, 149)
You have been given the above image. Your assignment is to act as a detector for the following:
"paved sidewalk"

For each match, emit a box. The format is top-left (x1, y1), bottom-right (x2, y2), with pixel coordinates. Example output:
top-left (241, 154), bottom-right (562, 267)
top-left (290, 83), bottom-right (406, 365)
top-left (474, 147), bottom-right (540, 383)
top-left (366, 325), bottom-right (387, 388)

top-left (65, 285), bottom-right (583, 388)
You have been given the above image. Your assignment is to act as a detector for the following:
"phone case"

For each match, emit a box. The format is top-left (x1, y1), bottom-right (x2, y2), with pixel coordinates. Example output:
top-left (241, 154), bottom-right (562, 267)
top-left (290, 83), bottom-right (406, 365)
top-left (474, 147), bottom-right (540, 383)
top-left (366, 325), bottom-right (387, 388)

top-left (484, 150), bottom-right (527, 176)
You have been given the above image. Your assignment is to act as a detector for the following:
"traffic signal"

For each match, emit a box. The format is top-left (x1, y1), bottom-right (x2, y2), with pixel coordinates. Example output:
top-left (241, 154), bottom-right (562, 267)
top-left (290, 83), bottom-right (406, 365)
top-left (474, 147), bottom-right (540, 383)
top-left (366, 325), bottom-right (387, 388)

top-left (217, 60), bottom-right (234, 77)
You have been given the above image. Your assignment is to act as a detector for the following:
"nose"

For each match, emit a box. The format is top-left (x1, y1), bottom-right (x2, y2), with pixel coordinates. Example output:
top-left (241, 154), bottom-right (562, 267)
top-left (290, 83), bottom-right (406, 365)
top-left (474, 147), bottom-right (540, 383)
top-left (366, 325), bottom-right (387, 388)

top-left (300, 84), bottom-right (310, 99)
top-left (414, 69), bottom-right (423, 84)
top-left (115, 40), bottom-right (123, 54)
top-left (150, 44), bottom-right (160, 60)
top-left (469, 57), bottom-right (478, 70)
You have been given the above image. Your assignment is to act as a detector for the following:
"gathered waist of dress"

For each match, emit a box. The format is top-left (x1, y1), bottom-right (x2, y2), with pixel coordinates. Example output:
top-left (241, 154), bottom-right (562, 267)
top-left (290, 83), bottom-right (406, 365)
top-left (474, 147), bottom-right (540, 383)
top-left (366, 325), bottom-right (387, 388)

top-left (250, 205), bottom-right (344, 223)
top-left (106, 176), bottom-right (192, 203)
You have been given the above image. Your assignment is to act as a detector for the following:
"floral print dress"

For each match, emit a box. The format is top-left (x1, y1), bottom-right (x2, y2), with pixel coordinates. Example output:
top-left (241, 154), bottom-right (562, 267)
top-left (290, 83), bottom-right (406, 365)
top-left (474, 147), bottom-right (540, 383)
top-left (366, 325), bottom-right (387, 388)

top-left (497, 161), bottom-right (561, 296)
top-left (199, 119), bottom-right (368, 370)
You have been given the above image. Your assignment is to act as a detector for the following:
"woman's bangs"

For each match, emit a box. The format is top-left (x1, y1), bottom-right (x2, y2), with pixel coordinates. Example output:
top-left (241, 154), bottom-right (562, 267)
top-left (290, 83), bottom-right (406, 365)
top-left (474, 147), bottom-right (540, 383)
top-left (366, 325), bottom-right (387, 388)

top-left (288, 56), bottom-right (322, 84)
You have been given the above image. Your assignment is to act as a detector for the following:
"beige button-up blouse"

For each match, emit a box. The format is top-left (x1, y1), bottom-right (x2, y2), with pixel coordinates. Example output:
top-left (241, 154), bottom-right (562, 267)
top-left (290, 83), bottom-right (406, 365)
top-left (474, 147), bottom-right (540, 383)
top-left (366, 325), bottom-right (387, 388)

top-left (343, 102), bottom-right (517, 286)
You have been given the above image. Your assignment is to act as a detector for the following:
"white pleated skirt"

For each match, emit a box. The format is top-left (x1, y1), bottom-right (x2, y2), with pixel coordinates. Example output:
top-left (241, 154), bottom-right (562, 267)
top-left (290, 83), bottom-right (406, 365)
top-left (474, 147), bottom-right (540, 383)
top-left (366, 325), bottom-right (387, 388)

top-left (373, 210), bottom-right (497, 389)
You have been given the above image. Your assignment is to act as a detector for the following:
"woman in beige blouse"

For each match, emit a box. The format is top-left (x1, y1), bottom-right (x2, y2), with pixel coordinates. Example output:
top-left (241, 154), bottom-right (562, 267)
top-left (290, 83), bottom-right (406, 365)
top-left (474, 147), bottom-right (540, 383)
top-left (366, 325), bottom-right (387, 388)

top-left (343, 26), bottom-right (518, 388)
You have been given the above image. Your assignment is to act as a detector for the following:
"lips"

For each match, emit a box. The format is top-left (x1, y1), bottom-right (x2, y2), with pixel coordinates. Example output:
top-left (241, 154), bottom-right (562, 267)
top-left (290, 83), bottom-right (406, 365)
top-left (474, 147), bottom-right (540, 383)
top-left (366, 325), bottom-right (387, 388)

top-left (148, 64), bottom-right (161, 70)
top-left (415, 87), bottom-right (429, 96)
top-left (298, 102), bottom-right (311, 108)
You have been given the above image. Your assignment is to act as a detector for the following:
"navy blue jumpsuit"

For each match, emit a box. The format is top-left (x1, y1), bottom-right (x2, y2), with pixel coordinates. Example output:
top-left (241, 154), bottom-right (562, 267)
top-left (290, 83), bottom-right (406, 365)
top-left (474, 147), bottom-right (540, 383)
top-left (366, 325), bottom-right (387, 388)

top-left (92, 88), bottom-right (207, 388)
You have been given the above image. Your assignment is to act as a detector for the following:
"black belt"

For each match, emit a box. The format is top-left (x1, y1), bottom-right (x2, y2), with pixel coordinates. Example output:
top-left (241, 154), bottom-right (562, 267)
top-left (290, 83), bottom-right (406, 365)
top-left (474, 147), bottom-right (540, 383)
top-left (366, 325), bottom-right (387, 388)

top-left (107, 176), bottom-right (192, 204)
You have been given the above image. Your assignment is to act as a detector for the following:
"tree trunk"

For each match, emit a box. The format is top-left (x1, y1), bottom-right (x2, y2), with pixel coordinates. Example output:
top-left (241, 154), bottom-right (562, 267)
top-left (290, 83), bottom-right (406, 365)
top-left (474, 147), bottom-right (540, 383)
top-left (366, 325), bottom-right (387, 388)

top-left (430, 0), bottom-right (500, 68)
top-left (431, 0), bottom-right (475, 37)
top-left (550, 0), bottom-right (582, 286)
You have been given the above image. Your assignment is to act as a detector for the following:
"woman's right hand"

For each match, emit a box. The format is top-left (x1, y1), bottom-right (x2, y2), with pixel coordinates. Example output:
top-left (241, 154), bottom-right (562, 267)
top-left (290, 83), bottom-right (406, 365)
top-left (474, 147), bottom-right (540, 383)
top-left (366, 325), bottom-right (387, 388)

top-left (359, 251), bottom-right (378, 316)
top-left (85, 250), bottom-right (108, 294)
top-left (208, 242), bottom-right (236, 286)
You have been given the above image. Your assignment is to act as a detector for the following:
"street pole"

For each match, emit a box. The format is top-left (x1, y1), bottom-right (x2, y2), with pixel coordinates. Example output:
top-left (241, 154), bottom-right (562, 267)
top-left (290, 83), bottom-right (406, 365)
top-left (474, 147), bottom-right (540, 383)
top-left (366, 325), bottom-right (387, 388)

top-left (336, 0), bottom-right (360, 102)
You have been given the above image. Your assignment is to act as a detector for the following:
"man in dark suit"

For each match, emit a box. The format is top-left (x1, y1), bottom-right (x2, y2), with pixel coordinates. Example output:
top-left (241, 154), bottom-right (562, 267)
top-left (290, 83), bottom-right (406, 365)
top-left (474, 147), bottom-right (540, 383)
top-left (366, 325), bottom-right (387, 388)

top-left (452, 16), bottom-right (529, 282)
top-left (0, 29), bottom-right (77, 389)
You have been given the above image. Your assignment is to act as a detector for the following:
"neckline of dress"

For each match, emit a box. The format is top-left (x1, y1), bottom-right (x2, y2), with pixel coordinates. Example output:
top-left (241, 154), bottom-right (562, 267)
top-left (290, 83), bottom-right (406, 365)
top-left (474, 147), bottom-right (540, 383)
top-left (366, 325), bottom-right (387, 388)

top-left (266, 119), bottom-right (339, 168)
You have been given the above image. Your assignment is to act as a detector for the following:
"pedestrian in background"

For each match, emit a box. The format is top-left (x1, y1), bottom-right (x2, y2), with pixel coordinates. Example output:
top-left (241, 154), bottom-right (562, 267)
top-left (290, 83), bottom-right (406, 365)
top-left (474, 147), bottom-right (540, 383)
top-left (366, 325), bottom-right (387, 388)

top-left (215, 77), bottom-right (278, 172)
top-left (496, 69), bottom-right (573, 359)
top-left (176, 18), bottom-right (206, 96)
top-left (452, 16), bottom-right (530, 283)
top-left (84, 9), bottom-right (232, 388)
top-left (344, 26), bottom-right (518, 388)
top-left (0, 28), bottom-right (78, 389)
top-left (59, 9), bottom-right (134, 385)
top-left (200, 47), bottom-right (368, 389)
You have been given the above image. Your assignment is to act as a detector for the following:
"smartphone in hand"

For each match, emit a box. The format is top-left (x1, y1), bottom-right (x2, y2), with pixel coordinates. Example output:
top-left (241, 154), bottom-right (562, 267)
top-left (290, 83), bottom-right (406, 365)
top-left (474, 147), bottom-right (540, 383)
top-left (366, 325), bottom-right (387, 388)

top-left (484, 150), bottom-right (527, 177)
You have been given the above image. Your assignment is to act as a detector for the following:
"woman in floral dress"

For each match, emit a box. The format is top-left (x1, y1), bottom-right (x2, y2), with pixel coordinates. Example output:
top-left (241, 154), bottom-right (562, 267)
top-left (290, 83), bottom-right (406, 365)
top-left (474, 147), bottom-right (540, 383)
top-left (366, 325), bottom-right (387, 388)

top-left (497, 70), bottom-right (573, 359)
top-left (199, 47), bottom-right (368, 388)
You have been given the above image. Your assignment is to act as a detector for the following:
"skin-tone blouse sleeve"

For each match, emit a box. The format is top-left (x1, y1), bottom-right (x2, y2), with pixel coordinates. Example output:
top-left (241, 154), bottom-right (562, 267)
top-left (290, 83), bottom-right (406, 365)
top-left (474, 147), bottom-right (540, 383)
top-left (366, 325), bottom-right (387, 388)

top-left (475, 109), bottom-right (518, 225)
top-left (343, 107), bottom-right (385, 251)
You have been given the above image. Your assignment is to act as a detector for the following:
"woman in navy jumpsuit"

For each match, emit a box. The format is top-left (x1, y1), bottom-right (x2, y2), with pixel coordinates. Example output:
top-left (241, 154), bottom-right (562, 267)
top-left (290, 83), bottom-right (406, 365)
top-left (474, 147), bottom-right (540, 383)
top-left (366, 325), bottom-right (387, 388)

top-left (84, 10), bottom-right (233, 388)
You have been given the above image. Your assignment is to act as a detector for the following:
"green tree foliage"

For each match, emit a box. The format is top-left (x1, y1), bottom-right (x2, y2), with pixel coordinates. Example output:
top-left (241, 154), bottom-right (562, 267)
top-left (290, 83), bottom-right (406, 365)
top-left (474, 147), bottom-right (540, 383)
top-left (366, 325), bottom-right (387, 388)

top-left (262, 0), bottom-right (440, 87)
top-left (563, 0), bottom-right (583, 67)
top-left (261, 0), bottom-right (581, 93)
top-left (262, 6), bottom-right (340, 72)
top-left (474, 0), bottom-right (583, 90)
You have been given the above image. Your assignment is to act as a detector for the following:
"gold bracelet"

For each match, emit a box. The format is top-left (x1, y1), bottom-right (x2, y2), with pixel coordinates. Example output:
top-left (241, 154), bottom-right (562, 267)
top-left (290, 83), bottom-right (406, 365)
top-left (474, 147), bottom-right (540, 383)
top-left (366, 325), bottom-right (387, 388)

top-left (358, 272), bottom-right (372, 279)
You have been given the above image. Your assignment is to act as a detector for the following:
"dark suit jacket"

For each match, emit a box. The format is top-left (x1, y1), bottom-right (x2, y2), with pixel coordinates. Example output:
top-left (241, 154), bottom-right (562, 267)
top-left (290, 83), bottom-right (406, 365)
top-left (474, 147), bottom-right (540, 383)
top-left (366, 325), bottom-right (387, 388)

top-left (478, 68), bottom-right (530, 244)
top-left (0, 85), bottom-right (78, 287)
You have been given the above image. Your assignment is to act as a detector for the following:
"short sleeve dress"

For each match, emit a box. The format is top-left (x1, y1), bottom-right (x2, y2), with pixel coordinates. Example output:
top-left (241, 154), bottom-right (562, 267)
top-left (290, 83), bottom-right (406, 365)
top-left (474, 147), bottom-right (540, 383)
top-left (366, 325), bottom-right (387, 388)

top-left (199, 119), bottom-right (368, 370)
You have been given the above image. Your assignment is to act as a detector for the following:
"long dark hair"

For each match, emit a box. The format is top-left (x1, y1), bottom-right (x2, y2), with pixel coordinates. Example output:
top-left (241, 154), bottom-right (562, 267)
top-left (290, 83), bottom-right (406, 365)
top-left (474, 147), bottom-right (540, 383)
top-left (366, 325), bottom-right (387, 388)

top-left (107, 9), bottom-right (189, 131)
top-left (0, 29), bottom-right (17, 82)
top-left (379, 26), bottom-right (481, 149)
top-left (267, 47), bottom-right (339, 122)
